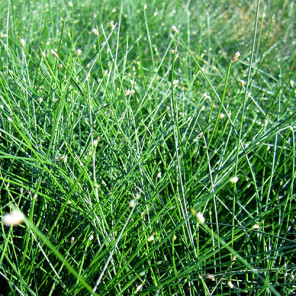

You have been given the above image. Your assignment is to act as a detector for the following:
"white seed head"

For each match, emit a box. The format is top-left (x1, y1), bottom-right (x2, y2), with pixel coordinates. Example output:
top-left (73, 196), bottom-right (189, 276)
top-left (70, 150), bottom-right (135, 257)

top-left (264, 119), bottom-right (268, 127)
top-left (56, 154), bottom-right (62, 162)
top-left (3, 210), bottom-right (25, 227)
top-left (219, 113), bottom-right (225, 119)
top-left (38, 97), bottom-right (43, 104)
top-left (92, 28), bottom-right (99, 36)
top-left (77, 49), bottom-right (82, 56)
top-left (196, 212), bottom-right (205, 224)
top-left (68, 1), bottom-right (73, 7)
top-left (110, 20), bottom-right (116, 30)
top-left (173, 79), bottom-right (179, 86)
top-left (51, 49), bottom-right (59, 59)
top-left (147, 234), bottom-right (154, 242)
top-left (135, 284), bottom-right (143, 293)
top-left (7, 117), bottom-right (13, 122)
top-left (89, 234), bottom-right (94, 241)
top-left (93, 139), bottom-right (98, 147)
top-left (230, 176), bottom-right (239, 184)
top-left (228, 281), bottom-right (234, 289)
top-left (252, 224), bottom-right (260, 230)
top-left (172, 25), bottom-right (178, 33)
top-left (129, 199), bottom-right (136, 208)
top-left (231, 51), bottom-right (241, 62)
top-left (20, 39), bottom-right (26, 47)
top-left (206, 273), bottom-right (215, 281)
top-left (138, 271), bottom-right (145, 277)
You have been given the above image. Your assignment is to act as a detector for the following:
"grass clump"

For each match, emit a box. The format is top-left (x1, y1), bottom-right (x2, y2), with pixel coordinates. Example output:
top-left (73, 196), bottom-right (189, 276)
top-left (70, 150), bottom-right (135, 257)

top-left (0, 0), bottom-right (295, 295)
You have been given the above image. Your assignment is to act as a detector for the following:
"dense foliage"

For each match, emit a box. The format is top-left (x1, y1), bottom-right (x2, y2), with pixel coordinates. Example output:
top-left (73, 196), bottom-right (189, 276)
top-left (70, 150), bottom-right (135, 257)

top-left (0, 0), bottom-right (295, 295)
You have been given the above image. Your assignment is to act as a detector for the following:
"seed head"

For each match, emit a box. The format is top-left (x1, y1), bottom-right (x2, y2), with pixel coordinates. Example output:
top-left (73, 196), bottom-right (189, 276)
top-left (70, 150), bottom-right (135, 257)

top-left (196, 212), bottom-right (205, 224)
top-left (51, 49), bottom-right (59, 59)
top-left (56, 154), bottom-right (62, 162)
top-left (173, 79), bottom-right (179, 86)
top-left (92, 28), bottom-right (99, 36)
top-left (228, 281), bottom-right (234, 289)
top-left (172, 25), bottom-right (179, 33)
top-left (231, 51), bottom-right (241, 62)
top-left (135, 284), bottom-right (143, 293)
top-left (129, 199), bottom-right (136, 208)
top-left (206, 273), bottom-right (215, 281)
top-left (110, 20), bottom-right (116, 30)
top-left (251, 224), bottom-right (260, 230)
top-left (147, 234), bottom-right (154, 242)
top-left (3, 210), bottom-right (25, 227)
top-left (93, 139), bottom-right (99, 147)
top-left (230, 176), bottom-right (239, 184)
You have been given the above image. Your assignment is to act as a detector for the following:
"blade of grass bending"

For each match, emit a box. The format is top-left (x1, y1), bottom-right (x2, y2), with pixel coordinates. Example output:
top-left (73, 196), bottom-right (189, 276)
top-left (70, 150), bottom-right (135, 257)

top-left (23, 217), bottom-right (99, 296)
top-left (192, 213), bottom-right (281, 296)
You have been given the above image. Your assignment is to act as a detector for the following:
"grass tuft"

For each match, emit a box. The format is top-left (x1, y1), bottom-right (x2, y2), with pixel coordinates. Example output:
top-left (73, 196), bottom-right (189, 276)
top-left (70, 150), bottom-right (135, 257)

top-left (1, 0), bottom-right (295, 295)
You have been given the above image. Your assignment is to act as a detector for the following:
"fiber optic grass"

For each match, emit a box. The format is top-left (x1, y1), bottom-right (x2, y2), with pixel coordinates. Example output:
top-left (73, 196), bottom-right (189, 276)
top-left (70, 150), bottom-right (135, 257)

top-left (0, 0), bottom-right (295, 295)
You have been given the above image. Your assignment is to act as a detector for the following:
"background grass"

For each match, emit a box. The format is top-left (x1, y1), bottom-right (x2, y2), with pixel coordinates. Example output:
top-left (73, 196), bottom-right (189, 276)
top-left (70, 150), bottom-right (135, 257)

top-left (0, 0), bottom-right (295, 295)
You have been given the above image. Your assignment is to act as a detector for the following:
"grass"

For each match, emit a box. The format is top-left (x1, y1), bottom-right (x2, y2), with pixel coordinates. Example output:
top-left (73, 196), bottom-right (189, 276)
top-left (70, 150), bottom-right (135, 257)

top-left (0, 0), bottom-right (295, 295)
